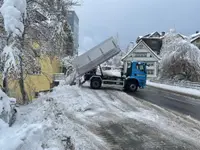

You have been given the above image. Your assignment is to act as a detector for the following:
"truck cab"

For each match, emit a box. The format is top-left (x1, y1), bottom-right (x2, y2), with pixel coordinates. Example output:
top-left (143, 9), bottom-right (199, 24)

top-left (124, 61), bottom-right (147, 92)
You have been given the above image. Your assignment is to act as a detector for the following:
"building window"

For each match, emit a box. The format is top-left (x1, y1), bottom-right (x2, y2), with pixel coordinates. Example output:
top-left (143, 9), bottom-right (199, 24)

top-left (147, 62), bottom-right (154, 67)
top-left (138, 44), bottom-right (145, 49)
top-left (135, 52), bottom-right (147, 57)
top-left (147, 69), bottom-right (154, 75)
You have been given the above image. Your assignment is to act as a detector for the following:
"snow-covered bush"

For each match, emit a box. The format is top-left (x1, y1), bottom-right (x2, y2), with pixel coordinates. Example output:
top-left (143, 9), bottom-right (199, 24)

top-left (159, 33), bottom-right (200, 82)
top-left (61, 56), bottom-right (74, 76)
top-left (0, 89), bottom-right (16, 125)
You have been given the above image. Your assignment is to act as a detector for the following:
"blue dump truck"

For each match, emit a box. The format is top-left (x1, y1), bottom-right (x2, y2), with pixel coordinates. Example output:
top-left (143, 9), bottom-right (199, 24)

top-left (72, 37), bottom-right (147, 92)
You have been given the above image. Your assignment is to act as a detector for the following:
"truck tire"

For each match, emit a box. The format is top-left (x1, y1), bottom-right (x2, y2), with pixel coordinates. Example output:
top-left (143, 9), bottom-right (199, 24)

top-left (125, 81), bottom-right (138, 92)
top-left (129, 83), bottom-right (138, 92)
top-left (90, 78), bottom-right (102, 89)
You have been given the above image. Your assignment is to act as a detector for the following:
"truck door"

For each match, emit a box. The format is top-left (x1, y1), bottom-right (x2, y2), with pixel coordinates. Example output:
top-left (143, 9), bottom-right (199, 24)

top-left (126, 62), bottom-right (132, 77)
top-left (133, 63), bottom-right (147, 87)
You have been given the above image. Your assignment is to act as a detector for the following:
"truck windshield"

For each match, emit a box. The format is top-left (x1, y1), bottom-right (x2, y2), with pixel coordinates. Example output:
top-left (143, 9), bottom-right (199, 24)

top-left (137, 64), bottom-right (145, 72)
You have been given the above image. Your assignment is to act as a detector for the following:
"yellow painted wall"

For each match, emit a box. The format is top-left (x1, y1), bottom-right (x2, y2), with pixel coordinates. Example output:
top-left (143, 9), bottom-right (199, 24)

top-left (1, 55), bottom-right (62, 102)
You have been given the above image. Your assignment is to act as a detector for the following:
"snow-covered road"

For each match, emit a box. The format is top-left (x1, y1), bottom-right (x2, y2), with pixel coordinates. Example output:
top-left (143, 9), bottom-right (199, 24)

top-left (1, 84), bottom-right (200, 150)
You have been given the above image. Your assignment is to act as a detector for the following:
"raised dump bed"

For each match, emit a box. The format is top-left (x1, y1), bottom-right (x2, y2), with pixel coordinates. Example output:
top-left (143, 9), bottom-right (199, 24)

top-left (72, 37), bottom-right (121, 77)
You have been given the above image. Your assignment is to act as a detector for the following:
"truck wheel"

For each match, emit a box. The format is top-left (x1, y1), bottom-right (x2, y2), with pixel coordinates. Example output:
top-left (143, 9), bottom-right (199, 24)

top-left (128, 82), bottom-right (138, 92)
top-left (90, 78), bottom-right (102, 89)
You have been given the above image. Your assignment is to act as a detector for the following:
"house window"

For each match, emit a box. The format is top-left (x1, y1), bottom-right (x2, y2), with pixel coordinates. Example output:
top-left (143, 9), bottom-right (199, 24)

top-left (135, 52), bottom-right (147, 57)
top-left (147, 69), bottom-right (154, 75)
top-left (138, 44), bottom-right (145, 49)
top-left (147, 62), bottom-right (154, 67)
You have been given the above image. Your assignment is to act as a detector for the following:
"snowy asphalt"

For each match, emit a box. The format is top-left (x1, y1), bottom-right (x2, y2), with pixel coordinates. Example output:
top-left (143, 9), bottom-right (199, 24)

top-left (80, 86), bottom-right (200, 150)
top-left (131, 86), bottom-right (200, 121)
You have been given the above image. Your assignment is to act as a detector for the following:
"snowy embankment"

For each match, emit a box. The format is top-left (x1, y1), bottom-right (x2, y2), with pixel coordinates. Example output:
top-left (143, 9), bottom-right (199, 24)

top-left (1, 84), bottom-right (200, 149)
top-left (147, 80), bottom-right (200, 98)
top-left (0, 85), bottom-right (109, 150)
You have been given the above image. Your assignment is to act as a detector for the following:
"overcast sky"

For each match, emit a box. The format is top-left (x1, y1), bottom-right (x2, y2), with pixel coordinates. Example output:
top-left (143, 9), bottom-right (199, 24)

top-left (75, 0), bottom-right (200, 52)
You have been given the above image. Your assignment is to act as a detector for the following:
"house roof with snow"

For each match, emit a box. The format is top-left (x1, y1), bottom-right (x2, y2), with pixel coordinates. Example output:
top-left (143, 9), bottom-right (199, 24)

top-left (189, 32), bottom-right (200, 39)
top-left (189, 32), bottom-right (200, 43)
top-left (136, 31), bottom-right (165, 43)
top-left (121, 40), bottom-right (161, 61)
top-left (191, 36), bottom-right (200, 43)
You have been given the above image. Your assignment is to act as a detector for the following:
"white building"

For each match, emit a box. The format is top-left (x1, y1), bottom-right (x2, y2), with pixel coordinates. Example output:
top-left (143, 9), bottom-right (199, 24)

top-left (121, 40), bottom-right (161, 78)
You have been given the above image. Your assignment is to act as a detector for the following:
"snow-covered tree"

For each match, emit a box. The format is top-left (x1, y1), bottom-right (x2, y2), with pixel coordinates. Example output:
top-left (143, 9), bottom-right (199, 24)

top-left (28, 0), bottom-right (76, 58)
top-left (0, 0), bottom-right (30, 103)
top-left (61, 56), bottom-right (74, 76)
top-left (0, 0), bottom-right (78, 103)
top-left (160, 30), bottom-right (185, 57)
top-left (125, 41), bottom-right (135, 53)
top-left (159, 32), bottom-right (200, 82)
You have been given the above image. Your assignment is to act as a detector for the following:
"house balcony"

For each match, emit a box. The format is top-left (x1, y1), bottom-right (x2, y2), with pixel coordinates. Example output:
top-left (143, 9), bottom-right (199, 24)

top-left (146, 65), bottom-right (155, 69)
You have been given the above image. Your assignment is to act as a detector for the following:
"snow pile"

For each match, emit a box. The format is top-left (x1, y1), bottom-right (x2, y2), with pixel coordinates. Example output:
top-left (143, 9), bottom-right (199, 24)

top-left (0, 0), bottom-right (26, 37)
top-left (0, 123), bottom-right (47, 150)
top-left (0, 85), bottom-right (108, 150)
top-left (147, 80), bottom-right (200, 98)
top-left (150, 78), bottom-right (200, 91)
top-left (159, 32), bottom-right (200, 82)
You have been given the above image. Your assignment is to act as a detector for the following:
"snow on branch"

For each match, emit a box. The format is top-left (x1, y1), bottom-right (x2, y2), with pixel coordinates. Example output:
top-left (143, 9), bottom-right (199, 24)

top-left (159, 33), bottom-right (200, 82)
top-left (0, 0), bottom-right (27, 37)
top-left (1, 43), bottom-right (20, 78)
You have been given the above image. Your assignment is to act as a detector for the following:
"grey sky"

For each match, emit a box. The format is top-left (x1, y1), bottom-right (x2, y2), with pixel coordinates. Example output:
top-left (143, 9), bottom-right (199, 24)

top-left (75, 0), bottom-right (200, 52)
